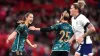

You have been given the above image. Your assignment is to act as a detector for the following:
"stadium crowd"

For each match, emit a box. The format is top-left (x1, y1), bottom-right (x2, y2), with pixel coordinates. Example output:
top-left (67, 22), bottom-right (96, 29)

top-left (0, 0), bottom-right (100, 56)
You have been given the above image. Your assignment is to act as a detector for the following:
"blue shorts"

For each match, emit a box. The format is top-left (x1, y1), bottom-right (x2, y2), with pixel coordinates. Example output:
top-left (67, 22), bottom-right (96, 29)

top-left (76, 44), bottom-right (92, 56)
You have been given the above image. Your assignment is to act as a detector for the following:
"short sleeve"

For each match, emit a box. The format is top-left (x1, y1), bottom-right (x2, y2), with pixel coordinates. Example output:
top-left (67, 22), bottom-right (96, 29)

top-left (50, 23), bottom-right (60, 31)
top-left (71, 30), bottom-right (74, 35)
top-left (70, 26), bottom-right (74, 37)
top-left (80, 15), bottom-right (90, 26)
top-left (15, 24), bottom-right (24, 33)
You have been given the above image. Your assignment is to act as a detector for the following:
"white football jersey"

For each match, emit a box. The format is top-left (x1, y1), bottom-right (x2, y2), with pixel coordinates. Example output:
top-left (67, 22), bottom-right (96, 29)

top-left (71, 14), bottom-right (92, 44)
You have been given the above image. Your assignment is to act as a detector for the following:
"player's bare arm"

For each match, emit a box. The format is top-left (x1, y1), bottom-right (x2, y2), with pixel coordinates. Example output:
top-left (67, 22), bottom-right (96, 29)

top-left (26, 39), bottom-right (37, 48)
top-left (76, 23), bottom-right (96, 44)
top-left (6, 31), bottom-right (17, 43)
top-left (29, 26), bottom-right (40, 31)
top-left (68, 35), bottom-right (75, 44)
top-left (83, 23), bottom-right (96, 37)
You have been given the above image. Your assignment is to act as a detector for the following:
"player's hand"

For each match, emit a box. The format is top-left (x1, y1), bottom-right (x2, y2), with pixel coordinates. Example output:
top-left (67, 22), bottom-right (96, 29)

top-left (32, 44), bottom-right (37, 48)
top-left (6, 39), bottom-right (9, 43)
top-left (76, 36), bottom-right (84, 44)
top-left (29, 26), bottom-right (35, 30)
top-left (68, 40), bottom-right (72, 44)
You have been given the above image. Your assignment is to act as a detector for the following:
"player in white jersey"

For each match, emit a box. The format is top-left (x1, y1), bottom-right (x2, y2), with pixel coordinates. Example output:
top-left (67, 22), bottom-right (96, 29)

top-left (69, 3), bottom-right (96, 56)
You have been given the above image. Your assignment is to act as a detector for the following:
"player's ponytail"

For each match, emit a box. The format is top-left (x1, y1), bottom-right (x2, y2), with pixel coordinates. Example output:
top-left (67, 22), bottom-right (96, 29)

top-left (72, 0), bottom-right (86, 13)
top-left (78, 0), bottom-right (86, 10)
top-left (72, 3), bottom-right (81, 13)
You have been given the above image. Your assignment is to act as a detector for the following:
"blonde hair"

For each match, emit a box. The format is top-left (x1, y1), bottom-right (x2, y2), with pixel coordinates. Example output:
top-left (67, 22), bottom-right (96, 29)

top-left (72, 0), bottom-right (86, 13)
top-left (78, 0), bottom-right (86, 9)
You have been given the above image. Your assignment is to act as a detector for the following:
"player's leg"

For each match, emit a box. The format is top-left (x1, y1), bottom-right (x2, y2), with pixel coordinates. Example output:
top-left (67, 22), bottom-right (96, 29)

top-left (12, 52), bottom-right (22, 56)
top-left (75, 44), bottom-right (93, 56)
top-left (74, 44), bottom-right (82, 56)
top-left (12, 51), bottom-right (21, 56)
top-left (60, 51), bottom-right (68, 56)
top-left (82, 44), bottom-right (93, 56)
top-left (50, 51), bottom-right (60, 56)
top-left (12, 52), bottom-right (16, 56)
top-left (88, 53), bottom-right (93, 56)
top-left (22, 51), bottom-right (28, 56)
top-left (74, 52), bottom-right (80, 56)
top-left (85, 44), bottom-right (93, 56)
top-left (12, 51), bottom-right (28, 56)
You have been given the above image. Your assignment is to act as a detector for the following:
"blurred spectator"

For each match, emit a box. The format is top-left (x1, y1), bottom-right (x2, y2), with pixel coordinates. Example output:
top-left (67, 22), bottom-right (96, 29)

top-left (0, 0), bottom-right (100, 56)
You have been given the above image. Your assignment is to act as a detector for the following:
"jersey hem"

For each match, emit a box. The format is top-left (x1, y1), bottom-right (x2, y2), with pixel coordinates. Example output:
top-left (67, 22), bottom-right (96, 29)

top-left (52, 50), bottom-right (69, 52)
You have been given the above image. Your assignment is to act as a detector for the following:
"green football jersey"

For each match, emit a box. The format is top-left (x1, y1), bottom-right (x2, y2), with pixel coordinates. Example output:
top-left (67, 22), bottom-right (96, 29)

top-left (12, 24), bottom-right (29, 52)
top-left (50, 23), bottom-right (74, 52)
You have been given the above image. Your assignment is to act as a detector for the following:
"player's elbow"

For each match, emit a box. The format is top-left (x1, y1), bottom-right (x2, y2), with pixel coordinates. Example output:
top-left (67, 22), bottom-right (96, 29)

top-left (90, 27), bottom-right (96, 33)
top-left (76, 38), bottom-right (79, 42)
top-left (76, 38), bottom-right (81, 44)
top-left (88, 24), bottom-right (96, 33)
top-left (92, 28), bottom-right (96, 32)
top-left (75, 37), bottom-right (83, 44)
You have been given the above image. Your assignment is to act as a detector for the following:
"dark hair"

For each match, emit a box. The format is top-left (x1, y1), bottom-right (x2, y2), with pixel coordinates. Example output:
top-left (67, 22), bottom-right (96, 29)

top-left (64, 16), bottom-right (69, 20)
top-left (64, 11), bottom-right (70, 20)
top-left (60, 11), bottom-right (70, 21)
top-left (17, 12), bottom-right (33, 24)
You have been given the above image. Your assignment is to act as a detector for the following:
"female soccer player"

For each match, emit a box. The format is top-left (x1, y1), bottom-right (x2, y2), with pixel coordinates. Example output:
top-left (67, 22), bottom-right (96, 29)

top-left (6, 12), bottom-right (37, 56)
top-left (29, 11), bottom-right (74, 56)
top-left (69, 2), bottom-right (96, 56)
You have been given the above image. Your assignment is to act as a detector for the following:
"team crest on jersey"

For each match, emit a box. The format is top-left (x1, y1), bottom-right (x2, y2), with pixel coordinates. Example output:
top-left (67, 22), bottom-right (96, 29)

top-left (76, 21), bottom-right (80, 25)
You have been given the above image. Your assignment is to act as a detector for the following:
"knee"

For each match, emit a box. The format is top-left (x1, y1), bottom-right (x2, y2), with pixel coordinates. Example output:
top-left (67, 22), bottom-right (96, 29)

top-left (74, 52), bottom-right (80, 56)
top-left (88, 53), bottom-right (93, 56)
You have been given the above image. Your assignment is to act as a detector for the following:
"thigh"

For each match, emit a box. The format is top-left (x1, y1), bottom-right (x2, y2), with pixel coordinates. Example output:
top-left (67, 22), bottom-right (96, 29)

top-left (74, 52), bottom-right (80, 56)
top-left (76, 44), bottom-right (82, 55)
top-left (82, 44), bottom-right (92, 56)
top-left (60, 51), bottom-right (68, 56)
top-left (50, 51), bottom-right (60, 56)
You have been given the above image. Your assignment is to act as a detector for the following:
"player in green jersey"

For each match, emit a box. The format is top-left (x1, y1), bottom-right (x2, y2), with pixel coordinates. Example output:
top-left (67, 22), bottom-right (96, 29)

top-left (6, 12), bottom-right (37, 56)
top-left (29, 11), bottom-right (74, 56)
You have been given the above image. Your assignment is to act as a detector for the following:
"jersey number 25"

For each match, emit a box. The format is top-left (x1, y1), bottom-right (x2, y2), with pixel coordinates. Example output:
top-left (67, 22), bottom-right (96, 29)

top-left (60, 30), bottom-right (70, 42)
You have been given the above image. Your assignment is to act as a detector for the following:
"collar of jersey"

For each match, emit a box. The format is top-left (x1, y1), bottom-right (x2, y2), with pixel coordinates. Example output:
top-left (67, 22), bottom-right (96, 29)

top-left (74, 14), bottom-right (81, 19)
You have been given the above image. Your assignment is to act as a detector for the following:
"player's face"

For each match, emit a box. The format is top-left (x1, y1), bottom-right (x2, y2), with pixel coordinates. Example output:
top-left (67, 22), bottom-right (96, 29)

top-left (70, 5), bottom-right (76, 16)
top-left (26, 14), bottom-right (33, 24)
top-left (60, 11), bottom-right (68, 21)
